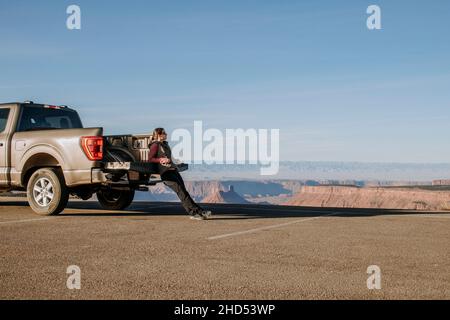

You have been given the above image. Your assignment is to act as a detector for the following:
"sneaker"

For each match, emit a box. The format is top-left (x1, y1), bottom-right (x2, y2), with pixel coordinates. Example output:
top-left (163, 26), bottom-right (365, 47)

top-left (200, 210), bottom-right (212, 219)
top-left (190, 214), bottom-right (206, 221)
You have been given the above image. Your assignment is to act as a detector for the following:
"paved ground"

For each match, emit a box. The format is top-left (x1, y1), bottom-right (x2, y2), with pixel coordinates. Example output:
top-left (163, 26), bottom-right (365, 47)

top-left (1, 197), bottom-right (449, 299)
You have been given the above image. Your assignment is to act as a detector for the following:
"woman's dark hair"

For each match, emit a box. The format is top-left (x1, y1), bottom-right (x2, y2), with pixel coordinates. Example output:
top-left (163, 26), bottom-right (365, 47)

top-left (150, 127), bottom-right (165, 143)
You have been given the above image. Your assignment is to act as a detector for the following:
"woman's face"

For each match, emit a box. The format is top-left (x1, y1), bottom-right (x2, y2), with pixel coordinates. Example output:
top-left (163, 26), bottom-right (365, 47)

top-left (158, 130), bottom-right (168, 141)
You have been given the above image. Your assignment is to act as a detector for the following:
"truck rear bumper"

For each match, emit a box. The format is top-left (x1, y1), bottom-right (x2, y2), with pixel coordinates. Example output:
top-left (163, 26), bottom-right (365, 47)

top-left (104, 161), bottom-right (188, 173)
top-left (92, 168), bottom-right (108, 184)
top-left (63, 168), bottom-right (107, 186)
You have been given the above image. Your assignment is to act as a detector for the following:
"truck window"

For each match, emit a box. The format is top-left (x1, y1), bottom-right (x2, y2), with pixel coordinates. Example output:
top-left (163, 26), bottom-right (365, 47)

top-left (0, 108), bottom-right (10, 132)
top-left (17, 106), bottom-right (83, 132)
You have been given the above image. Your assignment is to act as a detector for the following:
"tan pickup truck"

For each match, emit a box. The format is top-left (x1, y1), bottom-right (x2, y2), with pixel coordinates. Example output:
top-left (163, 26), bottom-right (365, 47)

top-left (0, 101), bottom-right (186, 215)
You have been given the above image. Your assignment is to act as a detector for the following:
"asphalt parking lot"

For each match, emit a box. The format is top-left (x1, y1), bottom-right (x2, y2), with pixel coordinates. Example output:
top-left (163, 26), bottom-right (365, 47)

top-left (1, 198), bottom-right (449, 299)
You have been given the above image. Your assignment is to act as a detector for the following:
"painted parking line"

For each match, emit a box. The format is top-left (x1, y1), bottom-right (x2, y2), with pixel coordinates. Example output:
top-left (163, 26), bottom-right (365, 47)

top-left (208, 212), bottom-right (340, 240)
top-left (207, 210), bottom-right (450, 240)
top-left (397, 214), bottom-right (450, 219)
top-left (0, 217), bottom-right (51, 225)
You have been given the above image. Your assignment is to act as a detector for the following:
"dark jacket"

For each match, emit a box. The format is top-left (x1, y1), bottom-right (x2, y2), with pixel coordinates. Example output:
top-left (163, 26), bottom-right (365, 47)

top-left (148, 141), bottom-right (177, 175)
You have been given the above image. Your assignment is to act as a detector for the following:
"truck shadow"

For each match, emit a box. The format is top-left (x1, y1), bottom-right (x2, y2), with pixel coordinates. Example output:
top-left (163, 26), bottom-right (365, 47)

top-left (0, 201), bottom-right (30, 207)
top-left (60, 201), bottom-right (450, 219)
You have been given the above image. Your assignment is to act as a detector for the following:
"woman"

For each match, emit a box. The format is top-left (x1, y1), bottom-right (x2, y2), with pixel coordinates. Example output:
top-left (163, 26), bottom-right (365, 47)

top-left (148, 128), bottom-right (212, 220)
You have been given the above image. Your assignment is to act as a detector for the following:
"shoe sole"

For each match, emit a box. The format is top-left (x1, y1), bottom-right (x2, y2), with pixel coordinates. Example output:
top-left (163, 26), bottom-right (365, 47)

top-left (190, 216), bottom-right (206, 221)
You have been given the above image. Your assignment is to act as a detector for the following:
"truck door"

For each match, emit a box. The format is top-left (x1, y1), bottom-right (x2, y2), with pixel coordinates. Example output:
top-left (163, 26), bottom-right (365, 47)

top-left (0, 107), bottom-right (11, 185)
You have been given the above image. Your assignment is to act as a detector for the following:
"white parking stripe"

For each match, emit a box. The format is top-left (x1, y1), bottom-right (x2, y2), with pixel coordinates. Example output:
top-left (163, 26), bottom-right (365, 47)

top-left (208, 212), bottom-right (339, 240)
top-left (0, 217), bottom-right (51, 225)
top-left (398, 214), bottom-right (450, 219)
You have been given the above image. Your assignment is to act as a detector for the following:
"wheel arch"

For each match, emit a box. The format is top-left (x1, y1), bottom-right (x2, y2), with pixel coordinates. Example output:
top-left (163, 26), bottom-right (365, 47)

top-left (21, 153), bottom-right (63, 187)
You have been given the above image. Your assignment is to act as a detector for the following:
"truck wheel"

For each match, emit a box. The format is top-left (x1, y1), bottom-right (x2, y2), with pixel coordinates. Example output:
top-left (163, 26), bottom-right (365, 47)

top-left (96, 189), bottom-right (135, 210)
top-left (27, 168), bottom-right (69, 216)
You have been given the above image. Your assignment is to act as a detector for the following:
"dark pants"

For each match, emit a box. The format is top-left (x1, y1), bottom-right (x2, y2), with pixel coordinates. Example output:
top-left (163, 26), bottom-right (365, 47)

top-left (161, 169), bottom-right (202, 215)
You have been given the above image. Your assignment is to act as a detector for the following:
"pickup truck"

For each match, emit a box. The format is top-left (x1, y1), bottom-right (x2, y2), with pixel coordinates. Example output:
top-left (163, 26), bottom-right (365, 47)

top-left (0, 101), bottom-right (186, 215)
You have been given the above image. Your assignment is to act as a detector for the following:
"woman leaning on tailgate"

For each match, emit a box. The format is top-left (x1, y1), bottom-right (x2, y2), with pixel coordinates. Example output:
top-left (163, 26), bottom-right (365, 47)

top-left (148, 127), bottom-right (212, 220)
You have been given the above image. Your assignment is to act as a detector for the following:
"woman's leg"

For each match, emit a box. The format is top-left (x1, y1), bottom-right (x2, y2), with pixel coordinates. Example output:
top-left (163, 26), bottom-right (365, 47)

top-left (161, 170), bottom-right (202, 215)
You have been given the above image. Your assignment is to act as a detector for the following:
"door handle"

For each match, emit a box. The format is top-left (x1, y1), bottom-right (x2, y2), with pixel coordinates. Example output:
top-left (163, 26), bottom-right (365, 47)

top-left (0, 143), bottom-right (3, 147)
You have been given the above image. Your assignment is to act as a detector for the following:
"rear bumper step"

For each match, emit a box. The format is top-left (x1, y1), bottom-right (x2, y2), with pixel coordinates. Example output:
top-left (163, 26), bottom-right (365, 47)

top-left (103, 162), bottom-right (188, 173)
top-left (104, 161), bottom-right (156, 173)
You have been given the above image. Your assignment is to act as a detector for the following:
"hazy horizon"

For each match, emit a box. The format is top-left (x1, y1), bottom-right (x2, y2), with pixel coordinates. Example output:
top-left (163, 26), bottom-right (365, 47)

top-left (181, 161), bottom-right (450, 182)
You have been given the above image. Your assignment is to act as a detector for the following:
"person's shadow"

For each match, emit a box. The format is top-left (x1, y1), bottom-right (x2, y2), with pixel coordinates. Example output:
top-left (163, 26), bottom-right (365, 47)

top-left (58, 200), bottom-right (449, 220)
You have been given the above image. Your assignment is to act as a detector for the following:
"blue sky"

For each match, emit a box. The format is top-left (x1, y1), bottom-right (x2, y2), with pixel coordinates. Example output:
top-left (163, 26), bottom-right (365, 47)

top-left (1, 0), bottom-right (449, 162)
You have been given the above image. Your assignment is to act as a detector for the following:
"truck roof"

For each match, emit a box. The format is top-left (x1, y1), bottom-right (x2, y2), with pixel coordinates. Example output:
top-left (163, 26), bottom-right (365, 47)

top-left (0, 102), bottom-right (21, 106)
top-left (0, 102), bottom-right (77, 111)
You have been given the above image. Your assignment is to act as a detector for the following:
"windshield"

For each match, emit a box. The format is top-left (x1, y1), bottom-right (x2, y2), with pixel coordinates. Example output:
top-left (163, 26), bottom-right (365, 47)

top-left (17, 106), bottom-right (83, 132)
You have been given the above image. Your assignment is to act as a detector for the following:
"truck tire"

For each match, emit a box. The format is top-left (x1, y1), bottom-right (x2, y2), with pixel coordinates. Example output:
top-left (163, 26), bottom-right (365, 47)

top-left (27, 168), bottom-right (69, 216)
top-left (96, 189), bottom-right (135, 210)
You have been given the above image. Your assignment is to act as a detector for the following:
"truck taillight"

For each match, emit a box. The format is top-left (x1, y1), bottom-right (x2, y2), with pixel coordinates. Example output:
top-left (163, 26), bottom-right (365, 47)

top-left (81, 136), bottom-right (103, 161)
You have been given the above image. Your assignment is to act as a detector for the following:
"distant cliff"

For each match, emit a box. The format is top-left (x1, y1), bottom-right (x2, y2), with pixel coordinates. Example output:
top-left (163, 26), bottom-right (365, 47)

top-left (202, 186), bottom-right (250, 204)
top-left (286, 186), bottom-right (450, 211)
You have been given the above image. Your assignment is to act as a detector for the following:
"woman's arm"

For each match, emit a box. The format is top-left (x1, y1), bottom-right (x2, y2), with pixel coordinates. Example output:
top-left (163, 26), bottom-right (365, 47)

top-left (148, 143), bottom-right (171, 164)
top-left (148, 143), bottom-right (162, 163)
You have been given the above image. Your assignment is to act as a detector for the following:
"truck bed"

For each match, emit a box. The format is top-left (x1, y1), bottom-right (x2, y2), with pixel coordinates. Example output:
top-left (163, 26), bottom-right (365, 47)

top-left (104, 134), bottom-right (153, 162)
top-left (102, 134), bottom-right (188, 188)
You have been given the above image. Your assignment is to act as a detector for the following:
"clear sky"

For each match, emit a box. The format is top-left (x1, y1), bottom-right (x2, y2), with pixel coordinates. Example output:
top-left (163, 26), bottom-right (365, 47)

top-left (1, 0), bottom-right (449, 163)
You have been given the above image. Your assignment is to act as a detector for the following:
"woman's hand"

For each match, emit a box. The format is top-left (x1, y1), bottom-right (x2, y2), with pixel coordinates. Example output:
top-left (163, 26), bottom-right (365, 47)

top-left (160, 157), bottom-right (171, 165)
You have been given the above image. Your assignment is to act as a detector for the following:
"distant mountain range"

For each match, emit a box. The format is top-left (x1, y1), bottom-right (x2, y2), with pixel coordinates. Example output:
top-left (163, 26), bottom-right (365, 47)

top-left (134, 161), bottom-right (450, 206)
top-left (134, 177), bottom-right (447, 206)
